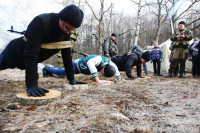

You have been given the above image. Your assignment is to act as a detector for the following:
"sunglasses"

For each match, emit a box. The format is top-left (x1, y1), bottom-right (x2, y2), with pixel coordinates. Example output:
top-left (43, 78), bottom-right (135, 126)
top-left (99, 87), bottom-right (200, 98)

top-left (63, 21), bottom-right (76, 34)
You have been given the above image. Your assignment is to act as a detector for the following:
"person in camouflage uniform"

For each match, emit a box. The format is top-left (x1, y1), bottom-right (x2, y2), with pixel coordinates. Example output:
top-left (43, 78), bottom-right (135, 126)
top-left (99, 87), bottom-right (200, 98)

top-left (57, 29), bottom-right (79, 67)
top-left (165, 21), bottom-right (193, 78)
top-left (103, 33), bottom-right (118, 58)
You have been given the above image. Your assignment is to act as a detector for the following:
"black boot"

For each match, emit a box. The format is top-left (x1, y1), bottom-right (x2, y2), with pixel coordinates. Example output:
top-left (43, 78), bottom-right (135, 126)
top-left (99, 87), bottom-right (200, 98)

top-left (42, 67), bottom-right (53, 77)
top-left (165, 72), bottom-right (172, 78)
top-left (179, 73), bottom-right (185, 78)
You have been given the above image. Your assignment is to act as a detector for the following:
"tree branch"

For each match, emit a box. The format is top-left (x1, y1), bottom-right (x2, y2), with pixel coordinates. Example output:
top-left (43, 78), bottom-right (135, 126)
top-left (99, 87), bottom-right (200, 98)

top-left (84, 0), bottom-right (99, 21)
top-left (186, 17), bottom-right (200, 27)
top-left (175, 0), bottom-right (198, 21)
top-left (191, 24), bottom-right (200, 31)
top-left (118, 28), bottom-right (135, 36)
top-left (130, 0), bottom-right (139, 5)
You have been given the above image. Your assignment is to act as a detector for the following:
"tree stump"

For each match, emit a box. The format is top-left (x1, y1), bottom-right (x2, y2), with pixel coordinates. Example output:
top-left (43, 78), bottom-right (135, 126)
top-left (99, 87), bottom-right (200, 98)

top-left (16, 89), bottom-right (61, 105)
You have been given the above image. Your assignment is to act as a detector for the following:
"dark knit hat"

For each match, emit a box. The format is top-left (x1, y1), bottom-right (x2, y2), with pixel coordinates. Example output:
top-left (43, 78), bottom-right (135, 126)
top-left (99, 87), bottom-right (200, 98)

top-left (104, 64), bottom-right (116, 77)
top-left (142, 51), bottom-right (150, 62)
top-left (179, 21), bottom-right (186, 25)
top-left (58, 4), bottom-right (84, 28)
top-left (111, 33), bottom-right (117, 37)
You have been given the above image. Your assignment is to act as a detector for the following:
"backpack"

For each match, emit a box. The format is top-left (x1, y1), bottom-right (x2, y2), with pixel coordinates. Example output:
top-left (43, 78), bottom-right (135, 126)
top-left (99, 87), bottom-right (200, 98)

top-left (189, 41), bottom-right (200, 55)
top-left (189, 43), bottom-right (194, 55)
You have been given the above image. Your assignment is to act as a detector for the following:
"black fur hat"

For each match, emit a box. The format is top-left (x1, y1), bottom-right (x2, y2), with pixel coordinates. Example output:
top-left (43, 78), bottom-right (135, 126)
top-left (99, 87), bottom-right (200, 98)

top-left (179, 21), bottom-right (186, 25)
top-left (111, 33), bottom-right (117, 37)
top-left (58, 4), bottom-right (84, 28)
top-left (104, 64), bottom-right (116, 77)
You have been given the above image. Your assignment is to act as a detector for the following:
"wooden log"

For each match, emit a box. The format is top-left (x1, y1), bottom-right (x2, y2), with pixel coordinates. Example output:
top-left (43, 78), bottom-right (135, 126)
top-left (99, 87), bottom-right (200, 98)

top-left (16, 89), bottom-right (61, 106)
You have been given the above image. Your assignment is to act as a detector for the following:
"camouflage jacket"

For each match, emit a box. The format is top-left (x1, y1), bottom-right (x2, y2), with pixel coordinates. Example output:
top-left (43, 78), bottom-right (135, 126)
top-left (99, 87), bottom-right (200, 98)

top-left (171, 28), bottom-right (193, 47)
top-left (103, 37), bottom-right (118, 57)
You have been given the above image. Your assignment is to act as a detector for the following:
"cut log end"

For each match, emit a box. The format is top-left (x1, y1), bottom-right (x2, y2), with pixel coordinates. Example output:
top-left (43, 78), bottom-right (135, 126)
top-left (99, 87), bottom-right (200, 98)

top-left (16, 89), bottom-right (61, 106)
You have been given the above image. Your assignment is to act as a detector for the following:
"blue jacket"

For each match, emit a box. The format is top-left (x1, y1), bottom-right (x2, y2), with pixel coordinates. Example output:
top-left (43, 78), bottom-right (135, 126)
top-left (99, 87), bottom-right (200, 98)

top-left (150, 47), bottom-right (163, 61)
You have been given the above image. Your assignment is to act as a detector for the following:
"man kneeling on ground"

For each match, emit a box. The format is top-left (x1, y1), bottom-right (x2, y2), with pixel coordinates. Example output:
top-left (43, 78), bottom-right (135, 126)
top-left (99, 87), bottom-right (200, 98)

top-left (111, 51), bottom-right (150, 79)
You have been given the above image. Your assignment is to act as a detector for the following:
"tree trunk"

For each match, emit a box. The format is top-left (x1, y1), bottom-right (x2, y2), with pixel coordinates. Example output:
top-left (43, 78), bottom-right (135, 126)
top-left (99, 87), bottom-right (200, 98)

top-left (133, 0), bottom-right (141, 46)
top-left (155, 0), bottom-right (162, 43)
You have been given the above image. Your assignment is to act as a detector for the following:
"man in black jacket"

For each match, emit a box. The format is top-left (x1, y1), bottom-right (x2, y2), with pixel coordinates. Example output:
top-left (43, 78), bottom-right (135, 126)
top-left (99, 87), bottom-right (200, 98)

top-left (0, 4), bottom-right (85, 97)
top-left (111, 51), bottom-right (150, 79)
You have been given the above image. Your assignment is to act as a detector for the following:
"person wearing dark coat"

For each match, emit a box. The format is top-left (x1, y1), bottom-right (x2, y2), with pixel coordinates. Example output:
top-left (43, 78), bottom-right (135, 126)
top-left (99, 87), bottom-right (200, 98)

top-left (111, 51), bottom-right (150, 79)
top-left (128, 45), bottom-right (149, 76)
top-left (0, 4), bottom-right (85, 97)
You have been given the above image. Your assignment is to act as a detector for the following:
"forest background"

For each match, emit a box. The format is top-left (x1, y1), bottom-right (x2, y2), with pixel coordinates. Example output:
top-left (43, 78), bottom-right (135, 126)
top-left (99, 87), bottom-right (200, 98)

top-left (0, 0), bottom-right (200, 59)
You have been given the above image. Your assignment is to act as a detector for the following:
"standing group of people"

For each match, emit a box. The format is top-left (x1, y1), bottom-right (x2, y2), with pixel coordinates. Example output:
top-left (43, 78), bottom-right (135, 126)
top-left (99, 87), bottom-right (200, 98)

top-left (149, 21), bottom-right (196, 78)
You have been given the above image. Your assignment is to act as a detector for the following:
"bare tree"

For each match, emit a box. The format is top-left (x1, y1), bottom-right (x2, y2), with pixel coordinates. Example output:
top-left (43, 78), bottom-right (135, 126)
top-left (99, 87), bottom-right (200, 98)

top-left (130, 0), bottom-right (148, 47)
top-left (84, 0), bottom-right (114, 55)
top-left (130, 0), bottom-right (142, 46)
top-left (147, 0), bottom-right (170, 43)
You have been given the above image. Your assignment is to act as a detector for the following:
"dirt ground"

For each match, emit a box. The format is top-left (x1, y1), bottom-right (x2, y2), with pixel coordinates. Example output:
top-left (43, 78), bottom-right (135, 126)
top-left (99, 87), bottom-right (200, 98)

top-left (0, 69), bottom-right (199, 133)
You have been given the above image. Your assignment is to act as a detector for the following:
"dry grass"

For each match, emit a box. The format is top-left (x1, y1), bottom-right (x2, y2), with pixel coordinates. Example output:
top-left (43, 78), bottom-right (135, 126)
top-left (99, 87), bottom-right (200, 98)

top-left (0, 69), bottom-right (199, 133)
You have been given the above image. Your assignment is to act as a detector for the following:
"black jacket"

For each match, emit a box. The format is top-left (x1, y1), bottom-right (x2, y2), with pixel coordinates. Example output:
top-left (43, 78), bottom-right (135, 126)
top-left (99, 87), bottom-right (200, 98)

top-left (6, 13), bottom-right (74, 87)
top-left (111, 52), bottom-right (142, 78)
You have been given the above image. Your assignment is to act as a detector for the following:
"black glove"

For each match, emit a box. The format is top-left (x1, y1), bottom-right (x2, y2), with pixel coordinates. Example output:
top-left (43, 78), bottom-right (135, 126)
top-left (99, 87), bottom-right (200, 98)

top-left (69, 80), bottom-right (87, 85)
top-left (27, 86), bottom-right (49, 97)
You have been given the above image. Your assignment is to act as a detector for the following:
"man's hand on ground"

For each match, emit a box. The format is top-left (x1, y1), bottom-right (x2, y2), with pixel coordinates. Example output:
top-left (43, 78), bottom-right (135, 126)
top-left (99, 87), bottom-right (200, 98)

top-left (27, 86), bottom-right (49, 97)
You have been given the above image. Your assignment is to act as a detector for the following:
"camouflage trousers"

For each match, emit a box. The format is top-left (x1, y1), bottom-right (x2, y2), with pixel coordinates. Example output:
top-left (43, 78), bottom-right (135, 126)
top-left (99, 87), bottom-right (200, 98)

top-left (57, 51), bottom-right (64, 67)
top-left (169, 59), bottom-right (186, 73)
top-left (169, 48), bottom-right (188, 73)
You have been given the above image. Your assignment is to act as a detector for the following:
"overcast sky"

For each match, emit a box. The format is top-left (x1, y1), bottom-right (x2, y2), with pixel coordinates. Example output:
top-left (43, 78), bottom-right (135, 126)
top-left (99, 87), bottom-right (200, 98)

top-left (0, 0), bottom-right (192, 48)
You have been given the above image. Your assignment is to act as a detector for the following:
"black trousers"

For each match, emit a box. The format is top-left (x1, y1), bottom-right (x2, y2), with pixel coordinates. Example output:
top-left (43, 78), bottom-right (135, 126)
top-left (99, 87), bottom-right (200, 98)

top-left (153, 59), bottom-right (161, 75)
top-left (192, 55), bottom-right (199, 76)
top-left (197, 55), bottom-right (200, 76)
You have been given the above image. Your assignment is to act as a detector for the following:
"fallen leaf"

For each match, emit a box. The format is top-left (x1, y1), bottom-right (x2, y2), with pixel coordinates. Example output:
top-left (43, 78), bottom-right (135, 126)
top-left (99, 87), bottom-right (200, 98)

top-left (0, 123), bottom-right (4, 127)
top-left (70, 101), bottom-right (79, 105)
top-left (26, 105), bottom-right (37, 111)
top-left (183, 96), bottom-right (188, 99)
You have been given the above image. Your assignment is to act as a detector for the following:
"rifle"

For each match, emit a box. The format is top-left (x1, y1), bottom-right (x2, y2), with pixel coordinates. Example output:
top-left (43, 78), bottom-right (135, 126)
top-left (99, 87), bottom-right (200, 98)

top-left (71, 50), bottom-right (89, 57)
top-left (7, 26), bottom-right (25, 35)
